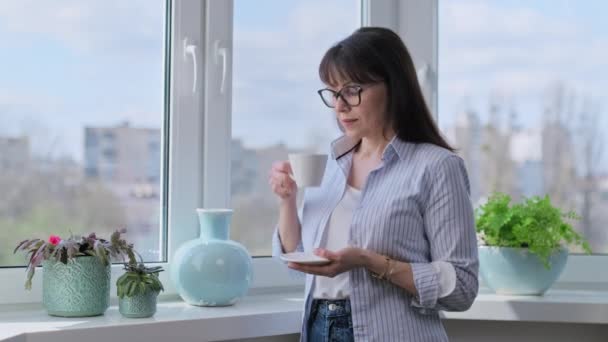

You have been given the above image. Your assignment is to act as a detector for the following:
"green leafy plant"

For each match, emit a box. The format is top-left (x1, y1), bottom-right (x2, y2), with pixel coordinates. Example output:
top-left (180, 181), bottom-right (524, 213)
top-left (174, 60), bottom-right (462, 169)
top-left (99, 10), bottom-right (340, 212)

top-left (476, 192), bottom-right (592, 268)
top-left (117, 262), bottom-right (164, 299)
top-left (14, 229), bottom-right (136, 289)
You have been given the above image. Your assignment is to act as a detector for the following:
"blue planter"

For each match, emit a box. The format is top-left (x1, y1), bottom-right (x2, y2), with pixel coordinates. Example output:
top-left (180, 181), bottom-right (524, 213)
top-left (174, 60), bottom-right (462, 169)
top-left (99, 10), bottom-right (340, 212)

top-left (171, 209), bottom-right (253, 306)
top-left (479, 246), bottom-right (568, 295)
top-left (119, 289), bottom-right (159, 318)
top-left (43, 256), bottom-right (111, 317)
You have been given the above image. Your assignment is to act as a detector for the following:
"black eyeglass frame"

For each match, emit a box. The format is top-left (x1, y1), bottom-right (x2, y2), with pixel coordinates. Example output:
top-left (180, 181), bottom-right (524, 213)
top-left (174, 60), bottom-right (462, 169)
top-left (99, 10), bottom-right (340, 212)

top-left (317, 84), bottom-right (365, 108)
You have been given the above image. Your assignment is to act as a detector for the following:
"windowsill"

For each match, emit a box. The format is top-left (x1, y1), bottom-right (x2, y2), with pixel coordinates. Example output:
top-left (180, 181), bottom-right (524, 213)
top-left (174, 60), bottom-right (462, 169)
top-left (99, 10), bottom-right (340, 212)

top-left (442, 287), bottom-right (608, 323)
top-left (3, 287), bottom-right (608, 342)
top-left (0, 288), bottom-right (305, 342)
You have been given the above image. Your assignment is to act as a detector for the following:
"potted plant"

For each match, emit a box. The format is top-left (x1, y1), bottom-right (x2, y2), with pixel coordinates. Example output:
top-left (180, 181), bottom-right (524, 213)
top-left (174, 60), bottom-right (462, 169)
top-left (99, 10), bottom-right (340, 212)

top-left (14, 229), bottom-right (135, 317)
top-left (476, 192), bottom-right (592, 295)
top-left (117, 262), bottom-right (164, 318)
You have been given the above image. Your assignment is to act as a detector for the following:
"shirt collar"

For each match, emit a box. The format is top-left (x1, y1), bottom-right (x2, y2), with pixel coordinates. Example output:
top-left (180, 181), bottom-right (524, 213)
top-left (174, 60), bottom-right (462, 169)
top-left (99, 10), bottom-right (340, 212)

top-left (330, 135), bottom-right (411, 161)
top-left (330, 135), bottom-right (359, 160)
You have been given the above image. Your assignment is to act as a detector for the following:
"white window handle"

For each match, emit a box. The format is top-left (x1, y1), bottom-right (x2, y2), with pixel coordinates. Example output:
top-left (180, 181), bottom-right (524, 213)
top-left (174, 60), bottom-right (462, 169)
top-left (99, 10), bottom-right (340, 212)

top-left (183, 38), bottom-right (198, 93)
top-left (214, 40), bottom-right (228, 94)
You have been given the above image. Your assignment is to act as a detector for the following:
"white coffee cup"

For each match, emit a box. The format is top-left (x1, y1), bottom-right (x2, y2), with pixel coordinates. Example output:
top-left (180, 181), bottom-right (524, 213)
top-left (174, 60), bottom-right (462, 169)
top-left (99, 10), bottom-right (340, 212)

top-left (288, 153), bottom-right (328, 188)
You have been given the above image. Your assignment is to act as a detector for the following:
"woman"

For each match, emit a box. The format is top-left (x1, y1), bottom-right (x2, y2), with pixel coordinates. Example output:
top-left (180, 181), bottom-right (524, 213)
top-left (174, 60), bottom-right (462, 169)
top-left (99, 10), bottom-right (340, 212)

top-left (270, 27), bottom-right (478, 342)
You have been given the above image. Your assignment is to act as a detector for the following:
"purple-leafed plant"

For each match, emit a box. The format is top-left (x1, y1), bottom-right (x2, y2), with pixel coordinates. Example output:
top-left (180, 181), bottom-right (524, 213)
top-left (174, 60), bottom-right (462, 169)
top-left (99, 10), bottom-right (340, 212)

top-left (14, 229), bottom-right (136, 290)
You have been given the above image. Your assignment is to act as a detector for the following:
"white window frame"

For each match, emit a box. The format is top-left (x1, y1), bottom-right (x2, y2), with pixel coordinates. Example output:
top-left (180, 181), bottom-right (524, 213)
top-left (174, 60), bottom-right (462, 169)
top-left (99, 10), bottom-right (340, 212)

top-left (2, 0), bottom-right (599, 307)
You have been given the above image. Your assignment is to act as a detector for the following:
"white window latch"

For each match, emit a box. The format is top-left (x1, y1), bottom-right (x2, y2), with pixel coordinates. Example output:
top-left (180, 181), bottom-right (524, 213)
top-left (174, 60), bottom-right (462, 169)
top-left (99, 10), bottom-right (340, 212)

top-left (183, 38), bottom-right (198, 94)
top-left (214, 40), bottom-right (228, 94)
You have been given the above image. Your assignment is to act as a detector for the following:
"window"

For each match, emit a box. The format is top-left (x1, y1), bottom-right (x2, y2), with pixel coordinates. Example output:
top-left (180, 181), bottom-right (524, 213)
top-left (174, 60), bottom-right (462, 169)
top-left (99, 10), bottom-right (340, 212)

top-left (17, 0), bottom-right (597, 306)
top-left (439, 0), bottom-right (607, 253)
top-left (229, 0), bottom-right (361, 256)
top-left (0, 1), bottom-right (168, 269)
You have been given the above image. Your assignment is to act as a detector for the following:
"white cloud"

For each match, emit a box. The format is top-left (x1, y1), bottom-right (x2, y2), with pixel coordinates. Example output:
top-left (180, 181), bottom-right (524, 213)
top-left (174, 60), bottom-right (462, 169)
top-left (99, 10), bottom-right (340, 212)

top-left (488, 70), bottom-right (562, 97)
top-left (439, 0), bottom-right (608, 109)
top-left (0, 90), bottom-right (64, 124)
top-left (231, 0), bottom-right (358, 148)
top-left (440, 0), bottom-right (580, 41)
top-left (233, 0), bottom-right (358, 80)
top-left (288, 0), bottom-right (359, 43)
top-left (0, 0), bottom-right (163, 58)
top-left (510, 129), bottom-right (542, 163)
top-left (586, 39), bottom-right (608, 70)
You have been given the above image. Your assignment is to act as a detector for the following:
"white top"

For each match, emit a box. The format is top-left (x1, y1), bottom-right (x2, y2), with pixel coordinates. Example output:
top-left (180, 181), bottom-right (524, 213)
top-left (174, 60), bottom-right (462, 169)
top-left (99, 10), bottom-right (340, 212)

top-left (313, 185), bottom-right (361, 299)
top-left (312, 185), bottom-right (457, 300)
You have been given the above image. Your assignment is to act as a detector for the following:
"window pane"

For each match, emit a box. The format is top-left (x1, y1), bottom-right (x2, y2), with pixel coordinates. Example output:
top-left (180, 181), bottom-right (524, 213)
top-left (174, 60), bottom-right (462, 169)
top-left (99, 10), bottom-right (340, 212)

top-left (0, 1), bottom-right (168, 265)
top-left (439, 1), bottom-right (607, 253)
top-left (231, 0), bottom-right (360, 256)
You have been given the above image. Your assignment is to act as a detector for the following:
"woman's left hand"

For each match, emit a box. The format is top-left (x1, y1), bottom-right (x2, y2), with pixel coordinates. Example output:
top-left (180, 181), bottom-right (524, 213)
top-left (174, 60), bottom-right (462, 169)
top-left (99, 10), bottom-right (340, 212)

top-left (287, 247), bottom-right (367, 277)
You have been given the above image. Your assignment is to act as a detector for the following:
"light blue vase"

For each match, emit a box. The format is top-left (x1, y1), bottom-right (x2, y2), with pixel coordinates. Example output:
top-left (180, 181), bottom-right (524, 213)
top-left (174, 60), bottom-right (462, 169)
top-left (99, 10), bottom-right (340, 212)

top-left (171, 209), bottom-right (253, 306)
top-left (479, 246), bottom-right (568, 295)
top-left (43, 256), bottom-right (111, 317)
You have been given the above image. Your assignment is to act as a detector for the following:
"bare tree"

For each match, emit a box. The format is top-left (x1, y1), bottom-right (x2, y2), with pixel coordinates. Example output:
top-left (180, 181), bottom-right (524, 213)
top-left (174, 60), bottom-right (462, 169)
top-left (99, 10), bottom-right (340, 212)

top-left (542, 82), bottom-right (606, 248)
top-left (452, 108), bottom-right (482, 202)
top-left (480, 97), bottom-right (516, 198)
top-left (18, 116), bottom-right (70, 161)
top-left (576, 99), bottom-right (604, 238)
top-left (0, 120), bottom-right (128, 265)
top-left (541, 83), bottom-right (578, 210)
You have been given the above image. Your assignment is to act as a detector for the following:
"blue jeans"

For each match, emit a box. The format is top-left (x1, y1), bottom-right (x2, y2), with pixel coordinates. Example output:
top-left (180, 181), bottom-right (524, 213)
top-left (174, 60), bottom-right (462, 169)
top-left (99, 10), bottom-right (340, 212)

top-left (307, 298), bottom-right (354, 342)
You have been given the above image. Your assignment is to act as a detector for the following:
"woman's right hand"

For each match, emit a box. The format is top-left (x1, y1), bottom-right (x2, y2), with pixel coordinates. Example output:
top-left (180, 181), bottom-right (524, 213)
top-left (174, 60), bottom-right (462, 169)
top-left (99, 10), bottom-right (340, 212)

top-left (269, 161), bottom-right (297, 202)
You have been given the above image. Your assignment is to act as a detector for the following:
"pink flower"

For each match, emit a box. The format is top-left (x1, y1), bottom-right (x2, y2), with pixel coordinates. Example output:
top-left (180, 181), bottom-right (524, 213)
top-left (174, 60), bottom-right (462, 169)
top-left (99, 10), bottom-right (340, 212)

top-left (48, 235), bottom-right (62, 245)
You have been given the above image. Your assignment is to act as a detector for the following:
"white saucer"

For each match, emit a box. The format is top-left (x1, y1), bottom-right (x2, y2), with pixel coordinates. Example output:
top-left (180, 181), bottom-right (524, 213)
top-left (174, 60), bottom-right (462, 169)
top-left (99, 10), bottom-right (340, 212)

top-left (280, 252), bottom-right (330, 265)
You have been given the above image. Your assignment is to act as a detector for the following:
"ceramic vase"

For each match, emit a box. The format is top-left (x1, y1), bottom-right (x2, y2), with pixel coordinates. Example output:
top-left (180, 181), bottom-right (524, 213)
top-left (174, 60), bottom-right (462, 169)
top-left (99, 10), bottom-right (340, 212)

top-left (171, 209), bottom-right (253, 306)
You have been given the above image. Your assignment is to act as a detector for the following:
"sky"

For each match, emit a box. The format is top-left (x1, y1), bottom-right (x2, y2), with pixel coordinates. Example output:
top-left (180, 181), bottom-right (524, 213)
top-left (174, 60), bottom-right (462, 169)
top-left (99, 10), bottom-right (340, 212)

top-left (231, 0), bottom-right (359, 154)
top-left (0, 0), bottom-right (165, 160)
top-left (0, 0), bottom-right (605, 170)
top-left (439, 0), bottom-right (607, 127)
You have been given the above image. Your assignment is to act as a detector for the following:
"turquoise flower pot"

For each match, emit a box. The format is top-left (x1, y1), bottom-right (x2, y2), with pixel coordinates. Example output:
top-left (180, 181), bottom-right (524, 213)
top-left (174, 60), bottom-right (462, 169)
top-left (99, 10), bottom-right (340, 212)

top-left (119, 289), bottom-right (159, 318)
top-left (171, 209), bottom-right (253, 306)
top-left (479, 246), bottom-right (568, 295)
top-left (43, 256), bottom-right (111, 317)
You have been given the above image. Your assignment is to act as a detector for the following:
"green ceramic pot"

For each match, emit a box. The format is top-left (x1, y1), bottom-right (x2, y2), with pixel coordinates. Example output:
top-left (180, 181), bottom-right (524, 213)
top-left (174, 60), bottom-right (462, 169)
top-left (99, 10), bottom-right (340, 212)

top-left (119, 289), bottom-right (159, 318)
top-left (42, 256), bottom-right (111, 317)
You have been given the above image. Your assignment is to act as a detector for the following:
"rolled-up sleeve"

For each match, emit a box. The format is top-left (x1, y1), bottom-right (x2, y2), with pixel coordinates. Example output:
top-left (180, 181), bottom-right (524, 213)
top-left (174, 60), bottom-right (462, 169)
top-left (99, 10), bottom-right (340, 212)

top-left (411, 155), bottom-right (479, 313)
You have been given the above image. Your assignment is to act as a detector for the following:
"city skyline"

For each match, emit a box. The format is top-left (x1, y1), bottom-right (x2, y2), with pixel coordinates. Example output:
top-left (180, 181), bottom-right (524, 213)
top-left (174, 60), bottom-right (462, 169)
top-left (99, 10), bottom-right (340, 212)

top-left (2, 109), bottom-right (608, 260)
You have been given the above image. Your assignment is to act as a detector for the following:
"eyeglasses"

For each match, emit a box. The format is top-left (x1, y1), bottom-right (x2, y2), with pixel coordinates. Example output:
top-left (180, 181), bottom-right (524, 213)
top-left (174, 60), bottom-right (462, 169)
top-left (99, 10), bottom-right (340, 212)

top-left (317, 84), bottom-right (364, 108)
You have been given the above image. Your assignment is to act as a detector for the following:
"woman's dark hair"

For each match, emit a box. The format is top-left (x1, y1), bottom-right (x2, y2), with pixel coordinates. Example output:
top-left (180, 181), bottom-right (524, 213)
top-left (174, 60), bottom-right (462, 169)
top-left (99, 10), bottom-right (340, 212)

top-left (319, 27), bottom-right (454, 152)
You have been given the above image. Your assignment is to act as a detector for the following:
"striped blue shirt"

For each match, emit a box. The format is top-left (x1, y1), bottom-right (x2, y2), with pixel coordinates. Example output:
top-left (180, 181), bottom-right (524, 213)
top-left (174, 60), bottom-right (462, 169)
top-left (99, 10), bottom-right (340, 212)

top-left (273, 135), bottom-right (479, 341)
